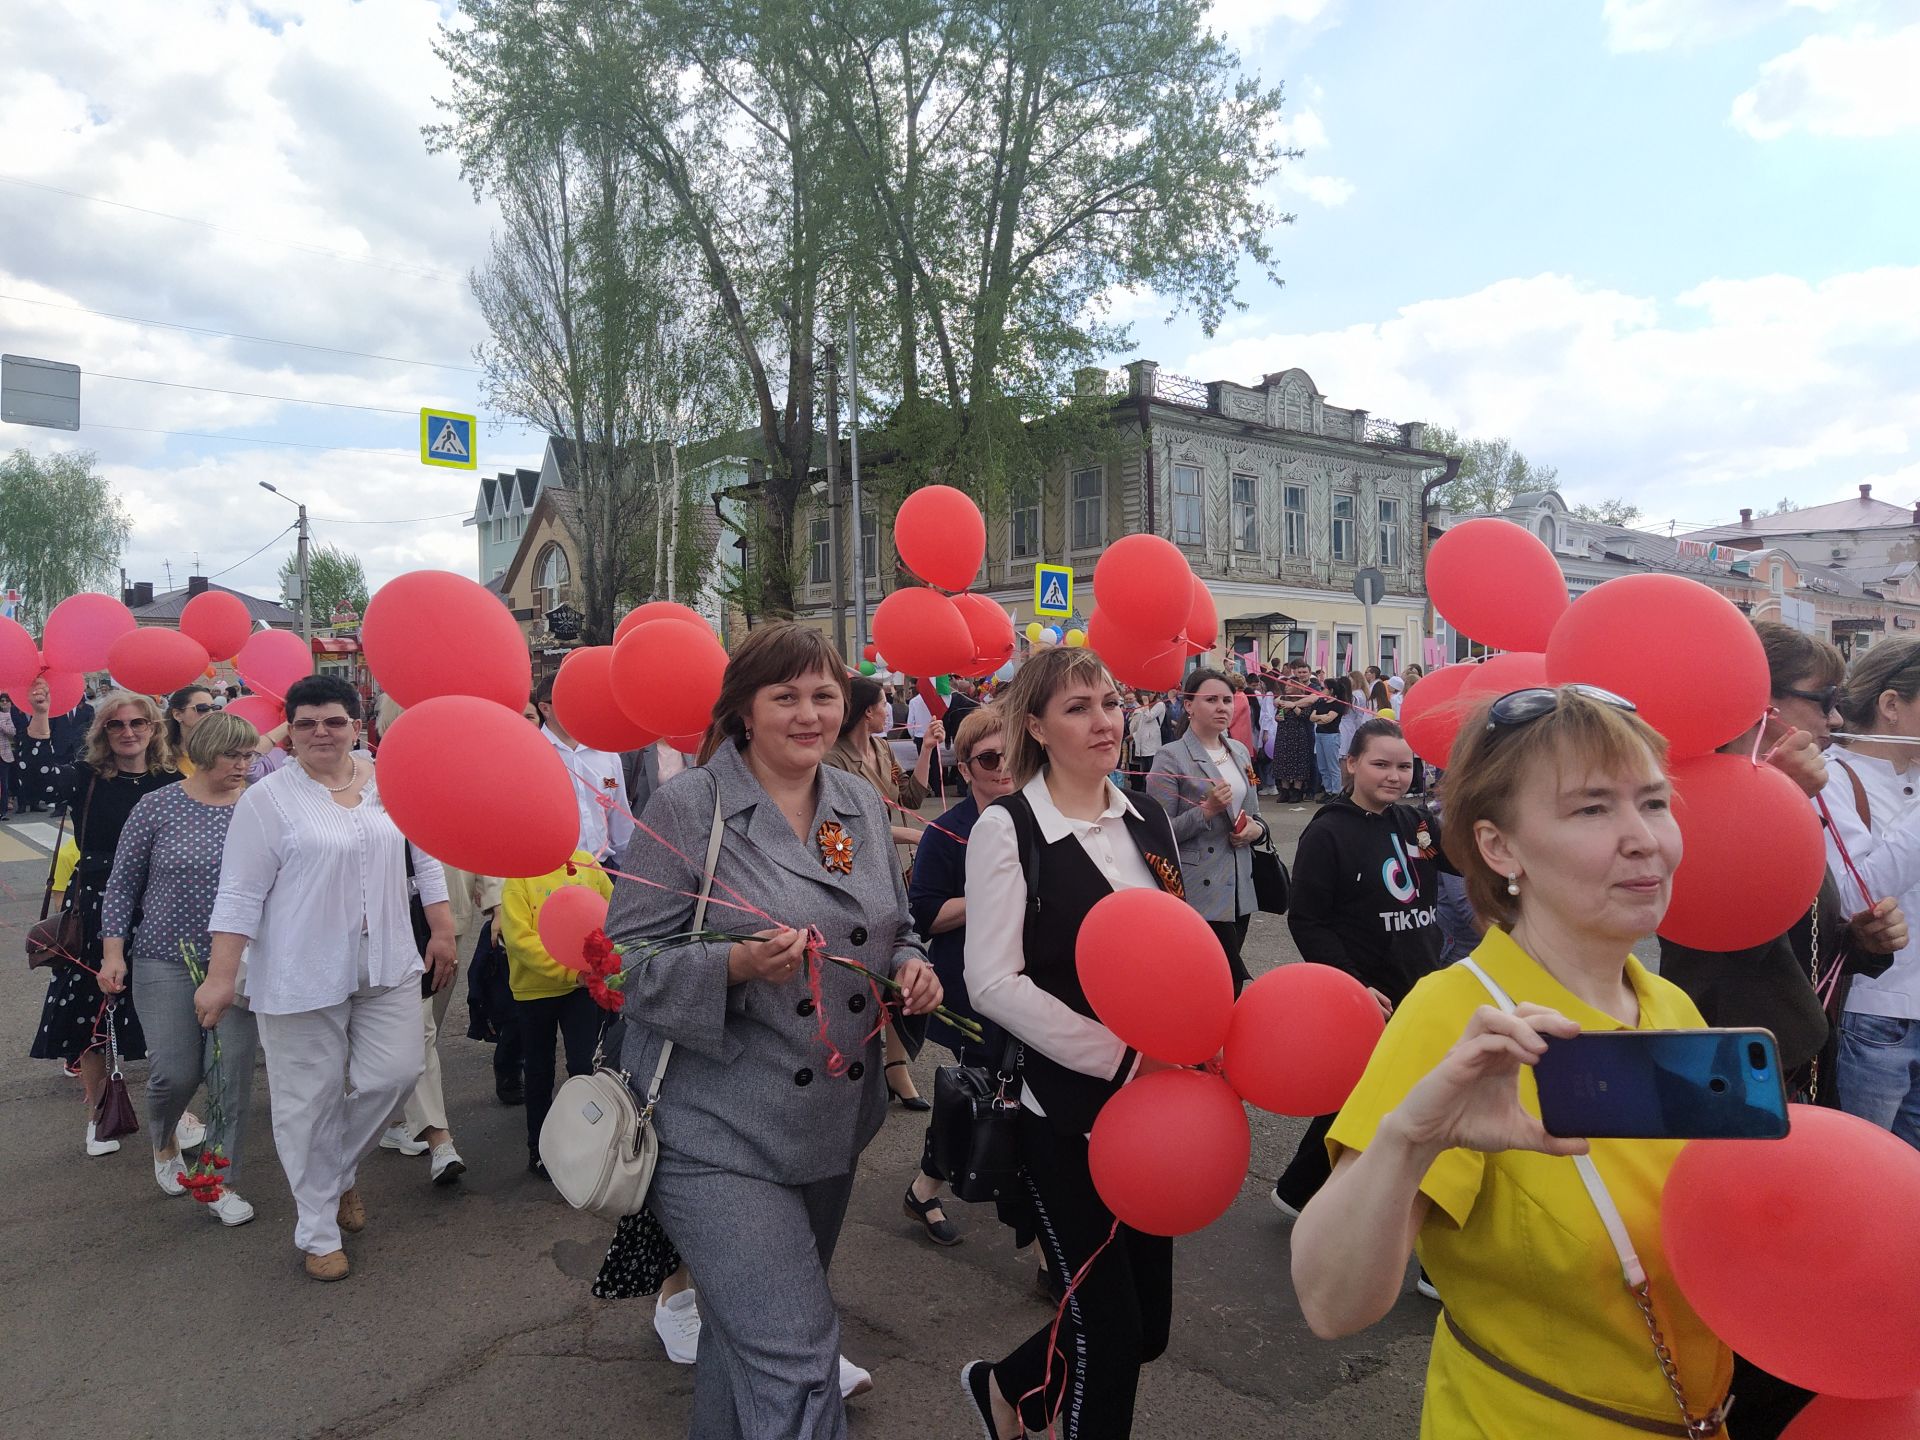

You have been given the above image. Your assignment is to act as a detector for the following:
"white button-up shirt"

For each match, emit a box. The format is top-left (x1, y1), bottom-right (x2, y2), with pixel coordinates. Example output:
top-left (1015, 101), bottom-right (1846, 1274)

top-left (207, 762), bottom-right (448, 1016)
top-left (544, 725), bottom-right (635, 858)
top-left (964, 772), bottom-right (1157, 1116)
top-left (1823, 750), bottom-right (1920, 1019)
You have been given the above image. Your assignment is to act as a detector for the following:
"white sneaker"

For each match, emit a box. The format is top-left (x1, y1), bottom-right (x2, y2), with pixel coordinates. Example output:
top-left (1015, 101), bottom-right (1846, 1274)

top-left (208, 1190), bottom-right (255, 1227)
top-left (175, 1113), bottom-right (207, 1150)
top-left (838, 1355), bottom-right (873, 1400)
top-left (85, 1123), bottom-right (120, 1157)
top-left (379, 1124), bottom-right (429, 1156)
top-left (653, 1289), bottom-right (701, 1365)
top-left (429, 1142), bottom-right (466, 1185)
top-left (154, 1153), bottom-right (187, 1196)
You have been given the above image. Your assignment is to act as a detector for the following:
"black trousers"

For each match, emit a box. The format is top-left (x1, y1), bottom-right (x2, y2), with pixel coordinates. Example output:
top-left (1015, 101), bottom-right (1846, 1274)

top-left (518, 989), bottom-right (606, 1155)
top-left (996, 1110), bottom-right (1172, 1438)
top-left (1275, 1112), bottom-right (1336, 1210)
top-left (1211, 915), bottom-right (1252, 996)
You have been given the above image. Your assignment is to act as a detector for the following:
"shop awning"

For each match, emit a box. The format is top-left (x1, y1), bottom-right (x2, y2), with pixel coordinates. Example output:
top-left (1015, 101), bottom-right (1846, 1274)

top-left (1228, 611), bottom-right (1301, 629)
top-left (311, 637), bottom-right (360, 654)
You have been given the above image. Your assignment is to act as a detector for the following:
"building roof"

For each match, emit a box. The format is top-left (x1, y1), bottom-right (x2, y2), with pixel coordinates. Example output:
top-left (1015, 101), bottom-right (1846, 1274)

top-left (1685, 489), bottom-right (1919, 541)
top-left (131, 581), bottom-right (296, 627)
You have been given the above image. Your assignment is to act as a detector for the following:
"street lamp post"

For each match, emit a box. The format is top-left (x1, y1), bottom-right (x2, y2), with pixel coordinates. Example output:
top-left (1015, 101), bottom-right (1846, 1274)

top-left (259, 482), bottom-right (311, 644)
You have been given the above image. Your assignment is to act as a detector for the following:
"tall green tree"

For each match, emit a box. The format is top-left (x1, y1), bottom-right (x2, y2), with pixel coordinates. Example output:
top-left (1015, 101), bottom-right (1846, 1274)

top-left (1422, 425), bottom-right (1558, 514)
top-left (279, 541), bottom-right (369, 621)
top-left (0, 448), bottom-right (131, 629)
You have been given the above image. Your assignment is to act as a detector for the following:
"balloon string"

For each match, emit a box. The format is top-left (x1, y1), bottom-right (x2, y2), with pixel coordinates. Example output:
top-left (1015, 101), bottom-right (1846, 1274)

top-left (1814, 792), bottom-right (1876, 911)
top-left (575, 777), bottom-right (775, 928)
top-left (1019, 1218), bottom-right (1121, 1440)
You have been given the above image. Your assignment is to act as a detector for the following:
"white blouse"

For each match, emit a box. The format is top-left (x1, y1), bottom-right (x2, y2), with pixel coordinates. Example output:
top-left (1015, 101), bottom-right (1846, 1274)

top-left (207, 761), bottom-right (449, 1016)
top-left (965, 773), bottom-right (1157, 1115)
top-left (1822, 751), bottom-right (1920, 1020)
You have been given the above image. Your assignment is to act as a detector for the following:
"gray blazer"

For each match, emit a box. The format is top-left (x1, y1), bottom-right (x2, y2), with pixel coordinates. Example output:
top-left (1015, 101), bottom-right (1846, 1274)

top-left (606, 742), bottom-right (928, 1186)
top-left (620, 743), bottom-right (659, 812)
top-left (1147, 732), bottom-right (1269, 923)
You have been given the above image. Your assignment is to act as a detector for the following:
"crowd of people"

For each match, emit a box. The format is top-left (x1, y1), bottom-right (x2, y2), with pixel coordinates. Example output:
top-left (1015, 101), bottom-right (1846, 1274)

top-left (11, 612), bottom-right (1918, 1439)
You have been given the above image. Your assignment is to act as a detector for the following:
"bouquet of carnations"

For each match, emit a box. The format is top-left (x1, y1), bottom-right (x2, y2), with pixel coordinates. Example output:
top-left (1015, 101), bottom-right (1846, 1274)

top-left (176, 942), bottom-right (233, 1204)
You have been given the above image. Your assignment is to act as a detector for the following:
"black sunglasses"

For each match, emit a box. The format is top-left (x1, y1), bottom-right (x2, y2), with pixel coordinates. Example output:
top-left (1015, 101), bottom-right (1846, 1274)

top-left (967, 749), bottom-right (1005, 773)
top-left (1780, 684), bottom-right (1841, 713)
top-left (183, 702), bottom-right (217, 715)
top-left (1485, 684), bottom-right (1637, 731)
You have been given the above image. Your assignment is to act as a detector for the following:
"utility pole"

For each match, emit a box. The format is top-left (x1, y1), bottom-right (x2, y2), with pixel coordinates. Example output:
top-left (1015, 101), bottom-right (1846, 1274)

top-left (823, 343), bottom-right (847, 657)
top-left (847, 309), bottom-right (867, 653)
top-left (296, 502), bottom-right (311, 644)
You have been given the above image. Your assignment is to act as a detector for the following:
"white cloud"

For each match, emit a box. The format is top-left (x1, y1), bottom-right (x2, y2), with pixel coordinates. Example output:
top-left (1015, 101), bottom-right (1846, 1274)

top-left (1602, 0), bottom-right (1844, 53)
top-left (1267, 97), bottom-right (1354, 209)
top-left (1179, 267), bottom-right (1920, 528)
top-left (1731, 23), bottom-right (1920, 138)
top-left (1211, 0), bottom-right (1336, 46)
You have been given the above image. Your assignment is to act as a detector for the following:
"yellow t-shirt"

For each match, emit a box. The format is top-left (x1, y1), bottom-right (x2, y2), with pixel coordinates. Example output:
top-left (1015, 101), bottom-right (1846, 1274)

top-left (499, 850), bottom-right (614, 1002)
top-left (1327, 927), bottom-right (1733, 1439)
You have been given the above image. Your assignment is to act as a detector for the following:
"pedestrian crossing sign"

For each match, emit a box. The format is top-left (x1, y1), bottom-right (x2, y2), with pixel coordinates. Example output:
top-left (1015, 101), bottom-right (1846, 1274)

top-left (420, 408), bottom-right (477, 470)
top-left (1035, 563), bottom-right (1073, 617)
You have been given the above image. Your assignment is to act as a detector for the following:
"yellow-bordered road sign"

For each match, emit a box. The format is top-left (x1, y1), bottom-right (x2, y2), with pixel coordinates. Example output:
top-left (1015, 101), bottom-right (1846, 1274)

top-left (421, 408), bottom-right (477, 469)
top-left (1034, 563), bottom-right (1073, 618)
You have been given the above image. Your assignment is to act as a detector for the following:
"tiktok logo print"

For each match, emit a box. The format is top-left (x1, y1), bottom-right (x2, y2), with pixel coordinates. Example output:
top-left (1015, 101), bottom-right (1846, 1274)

top-left (1381, 833), bottom-right (1418, 903)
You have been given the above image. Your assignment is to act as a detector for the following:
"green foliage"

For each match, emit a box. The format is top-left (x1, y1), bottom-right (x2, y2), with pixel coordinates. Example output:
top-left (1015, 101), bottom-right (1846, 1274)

top-left (1570, 497), bottom-right (1643, 525)
top-left (278, 542), bottom-right (369, 620)
top-left (1422, 424), bottom-right (1560, 515)
top-left (0, 449), bottom-right (131, 629)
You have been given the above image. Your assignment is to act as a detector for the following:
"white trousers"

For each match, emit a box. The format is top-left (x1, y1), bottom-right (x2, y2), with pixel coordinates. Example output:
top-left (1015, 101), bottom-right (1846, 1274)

top-left (399, 964), bottom-right (459, 1138)
top-left (257, 978), bottom-right (425, 1255)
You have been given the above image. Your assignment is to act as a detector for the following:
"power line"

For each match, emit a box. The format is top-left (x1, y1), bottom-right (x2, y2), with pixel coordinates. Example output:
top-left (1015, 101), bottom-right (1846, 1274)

top-left (85, 421), bottom-right (412, 458)
top-left (0, 293), bottom-right (482, 373)
top-left (0, 174), bottom-right (467, 285)
top-left (312, 509), bottom-right (473, 525)
top-left (208, 524), bottom-right (297, 579)
top-left (91, 371), bottom-right (421, 417)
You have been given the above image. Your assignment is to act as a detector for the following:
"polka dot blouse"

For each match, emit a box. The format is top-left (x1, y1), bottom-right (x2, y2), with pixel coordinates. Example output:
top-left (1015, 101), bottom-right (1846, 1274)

top-left (99, 783), bottom-right (240, 966)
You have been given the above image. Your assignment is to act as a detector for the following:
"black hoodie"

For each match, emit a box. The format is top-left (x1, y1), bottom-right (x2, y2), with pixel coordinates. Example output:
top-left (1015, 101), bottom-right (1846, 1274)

top-left (1287, 795), bottom-right (1445, 1004)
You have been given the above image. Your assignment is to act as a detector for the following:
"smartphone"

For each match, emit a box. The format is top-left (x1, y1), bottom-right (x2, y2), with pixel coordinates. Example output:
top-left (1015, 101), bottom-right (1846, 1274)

top-left (1533, 1028), bottom-right (1791, 1140)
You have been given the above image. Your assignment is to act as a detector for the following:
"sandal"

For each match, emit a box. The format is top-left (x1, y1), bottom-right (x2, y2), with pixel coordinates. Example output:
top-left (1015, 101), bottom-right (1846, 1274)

top-left (903, 1184), bottom-right (962, 1246)
top-left (884, 1060), bottom-right (932, 1111)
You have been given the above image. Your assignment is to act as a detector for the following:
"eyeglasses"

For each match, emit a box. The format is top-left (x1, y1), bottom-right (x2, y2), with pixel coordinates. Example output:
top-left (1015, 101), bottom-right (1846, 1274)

top-left (966, 749), bottom-right (1005, 773)
top-left (218, 749), bottom-right (256, 764)
top-left (1780, 684), bottom-right (1841, 713)
top-left (1486, 685), bottom-right (1637, 732)
top-left (290, 717), bottom-right (354, 734)
top-left (104, 718), bottom-right (152, 733)
top-left (184, 703), bottom-right (217, 715)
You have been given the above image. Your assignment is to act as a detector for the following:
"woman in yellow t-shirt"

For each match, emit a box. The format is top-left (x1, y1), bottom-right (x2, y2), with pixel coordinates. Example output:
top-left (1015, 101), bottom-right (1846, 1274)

top-left (1292, 686), bottom-right (1735, 1438)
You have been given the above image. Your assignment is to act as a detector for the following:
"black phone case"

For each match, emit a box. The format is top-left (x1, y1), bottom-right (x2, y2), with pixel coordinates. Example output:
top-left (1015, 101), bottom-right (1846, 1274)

top-left (1534, 1028), bottom-right (1791, 1140)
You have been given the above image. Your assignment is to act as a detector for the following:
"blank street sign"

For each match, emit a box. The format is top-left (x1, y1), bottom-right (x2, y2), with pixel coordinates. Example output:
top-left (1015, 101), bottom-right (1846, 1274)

top-left (1, 355), bottom-right (81, 431)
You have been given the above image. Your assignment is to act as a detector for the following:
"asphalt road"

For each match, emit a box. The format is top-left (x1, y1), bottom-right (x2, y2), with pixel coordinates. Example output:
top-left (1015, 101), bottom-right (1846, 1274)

top-left (0, 799), bottom-right (1439, 1440)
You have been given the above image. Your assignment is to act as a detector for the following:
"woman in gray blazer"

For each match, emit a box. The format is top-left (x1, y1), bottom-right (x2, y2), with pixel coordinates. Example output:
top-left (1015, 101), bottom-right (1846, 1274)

top-left (604, 622), bottom-right (942, 1440)
top-left (1147, 667), bottom-right (1270, 993)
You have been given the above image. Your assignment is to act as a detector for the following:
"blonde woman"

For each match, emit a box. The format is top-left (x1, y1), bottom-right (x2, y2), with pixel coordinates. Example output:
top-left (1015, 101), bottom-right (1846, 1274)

top-left (24, 690), bottom-right (182, 1155)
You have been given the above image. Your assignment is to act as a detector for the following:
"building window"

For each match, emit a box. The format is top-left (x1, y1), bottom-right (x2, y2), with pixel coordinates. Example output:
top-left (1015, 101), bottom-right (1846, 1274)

top-left (1379, 632), bottom-right (1401, 675)
top-left (1071, 467), bottom-right (1104, 551)
top-left (860, 511), bottom-right (879, 587)
top-left (1012, 501), bottom-right (1040, 561)
top-left (1379, 497), bottom-right (1401, 568)
top-left (808, 515), bottom-right (831, 586)
top-left (1285, 629), bottom-right (1310, 665)
top-left (1172, 463), bottom-right (1204, 546)
top-left (1231, 473), bottom-right (1258, 554)
top-left (1332, 493), bottom-right (1355, 563)
top-left (1283, 485), bottom-right (1307, 558)
top-left (534, 543), bottom-right (571, 612)
top-left (1335, 628), bottom-right (1360, 672)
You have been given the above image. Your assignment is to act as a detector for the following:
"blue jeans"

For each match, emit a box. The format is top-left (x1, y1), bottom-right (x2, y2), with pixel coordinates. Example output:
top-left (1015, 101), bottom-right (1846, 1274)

top-left (1313, 732), bottom-right (1343, 796)
top-left (1836, 1011), bottom-right (1920, 1150)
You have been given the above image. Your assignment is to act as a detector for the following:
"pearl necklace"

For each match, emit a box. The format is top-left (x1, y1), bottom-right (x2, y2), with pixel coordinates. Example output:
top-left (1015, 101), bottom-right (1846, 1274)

top-left (306, 759), bottom-right (360, 794)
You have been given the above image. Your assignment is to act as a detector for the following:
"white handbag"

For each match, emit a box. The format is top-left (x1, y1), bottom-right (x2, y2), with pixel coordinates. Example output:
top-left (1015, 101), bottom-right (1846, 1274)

top-left (539, 779), bottom-right (724, 1218)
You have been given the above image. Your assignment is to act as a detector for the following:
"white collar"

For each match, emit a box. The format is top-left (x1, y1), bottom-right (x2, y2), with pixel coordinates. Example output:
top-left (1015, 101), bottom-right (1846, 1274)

top-left (542, 724), bottom-right (584, 756)
top-left (1021, 770), bottom-right (1140, 844)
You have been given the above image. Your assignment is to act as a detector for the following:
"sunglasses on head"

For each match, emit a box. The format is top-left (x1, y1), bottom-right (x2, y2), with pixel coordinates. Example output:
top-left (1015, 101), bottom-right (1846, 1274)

top-left (105, 717), bottom-right (152, 733)
top-left (1485, 684), bottom-right (1637, 732)
top-left (1780, 684), bottom-right (1841, 713)
top-left (966, 748), bottom-right (1005, 773)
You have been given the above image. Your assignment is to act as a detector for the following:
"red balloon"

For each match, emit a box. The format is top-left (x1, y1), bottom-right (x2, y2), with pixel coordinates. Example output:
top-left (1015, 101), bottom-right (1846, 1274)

top-left (377, 696), bottom-right (580, 877)
top-left (615, 601), bottom-right (709, 645)
top-left (1094, 535), bottom-right (1192, 641)
top-left (1663, 1105), bottom-right (1920, 1398)
top-left (179, 591), bottom-right (253, 662)
top-left (1076, 889), bottom-right (1234, 1063)
top-left (1428, 520), bottom-right (1569, 652)
top-left (234, 628), bottom-right (312, 701)
top-left (39, 669), bottom-right (86, 715)
top-left (222, 695), bottom-right (283, 732)
top-left (0, 616), bottom-right (39, 690)
top-left (1090, 1069), bottom-right (1251, 1236)
top-left (106, 628), bottom-right (211, 696)
top-left (1459, 650), bottom-right (1549, 698)
top-left (871, 587), bottom-right (975, 679)
top-left (915, 675), bottom-right (949, 721)
top-left (1659, 753), bottom-right (1827, 950)
top-left (1224, 964), bottom-right (1386, 1116)
top-left (894, 484), bottom-right (986, 592)
top-left (1184, 577), bottom-right (1218, 656)
top-left (536, 882), bottom-right (611, 974)
top-left (42, 593), bottom-right (135, 672)
top-left (1400, 664), bottom-right (1481, 767)
top-left (667, 731), bottom-right (703, 755)
top-left (363, 570), bottom-right (531, 712)
top-left (1087, 609), bottom-right (1186, 692)
top-left (1781, 1391), bottom-right (1920, 1440)
top-left (952, 592), bottom-right (1015, 678)
top-left (610, 619), bottom-right (728, 739)
top-left (862, 642), bottom-right (879, 663)
top-left (1546, 575), bottom-right (1768, 758)
top-left (554, 647), bottom-right (658, 752)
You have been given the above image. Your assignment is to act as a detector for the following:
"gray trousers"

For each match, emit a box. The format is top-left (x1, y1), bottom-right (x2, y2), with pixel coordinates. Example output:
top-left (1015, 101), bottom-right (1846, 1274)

top-left (645, 1149), bottom-right (856, 1440)
top-left (139, 957), bottom-right (258, 1173)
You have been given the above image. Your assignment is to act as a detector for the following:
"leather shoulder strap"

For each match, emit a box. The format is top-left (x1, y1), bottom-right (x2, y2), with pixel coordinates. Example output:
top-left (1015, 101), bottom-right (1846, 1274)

top-left (1830, 755), bottom-right (1871, 829)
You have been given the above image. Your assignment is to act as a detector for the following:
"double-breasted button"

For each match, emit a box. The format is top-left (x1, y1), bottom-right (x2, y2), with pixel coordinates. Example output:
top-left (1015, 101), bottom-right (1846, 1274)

top-left (797, 998), bottom-right (816, 1017)
top-left (793, 1067), bottom-right (813, 1087)
top-left (846, 1061), bottom-right (865, 1081)
top-left (1202, 877), bottom-right (1212, 885)
top-left (850, 926), bottom-right (868, 946)
top-left (848, 992), bottom-right (867, 1014)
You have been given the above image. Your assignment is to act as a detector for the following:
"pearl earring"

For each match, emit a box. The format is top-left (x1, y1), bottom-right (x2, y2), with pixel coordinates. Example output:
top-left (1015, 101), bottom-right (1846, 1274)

top-left (1507, 873), bottom-right (1521, 896)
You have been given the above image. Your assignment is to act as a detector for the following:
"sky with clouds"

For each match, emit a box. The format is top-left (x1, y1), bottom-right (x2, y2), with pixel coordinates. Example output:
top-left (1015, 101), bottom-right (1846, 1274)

top-left (1, 0), bottom-right (1916, 607)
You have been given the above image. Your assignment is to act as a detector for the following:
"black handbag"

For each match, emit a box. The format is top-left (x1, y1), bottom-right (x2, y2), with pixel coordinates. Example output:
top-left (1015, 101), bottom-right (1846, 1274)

top-left (24, 778), bottom-right (94, 970)
top-left (1250, 830), bottom-right (1290, 914)
top-left (930, 1035), bottom-right (1023, 1203)
top-left (93, 1000), bottom-right (140, 1140)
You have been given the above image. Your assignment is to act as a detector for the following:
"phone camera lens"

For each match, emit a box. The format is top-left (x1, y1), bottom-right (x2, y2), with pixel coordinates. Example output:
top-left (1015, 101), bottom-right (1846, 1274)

top-left (1709, 1076), bottom-right (1728, 1094)
top-left (1747, 1041), bottom-right (1767, 1070)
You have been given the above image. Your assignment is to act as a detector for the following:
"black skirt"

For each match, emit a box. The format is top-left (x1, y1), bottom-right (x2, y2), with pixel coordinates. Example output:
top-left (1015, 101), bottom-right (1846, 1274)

top-left (31, 871), bottom-right (146, 1064)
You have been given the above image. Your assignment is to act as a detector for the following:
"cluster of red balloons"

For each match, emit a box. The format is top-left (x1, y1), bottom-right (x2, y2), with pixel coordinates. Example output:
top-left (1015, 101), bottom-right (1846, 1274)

top-left (536, 882), bottom-right (612, 973)
top-left (1406, 519), bottom-right (1813, 951)
top-left (1084, 536), bottom-right (1216, 691)
top-left (1, 591), bottom-right (254, 711)
top-left (869, 486), bottom-right (1015, 679)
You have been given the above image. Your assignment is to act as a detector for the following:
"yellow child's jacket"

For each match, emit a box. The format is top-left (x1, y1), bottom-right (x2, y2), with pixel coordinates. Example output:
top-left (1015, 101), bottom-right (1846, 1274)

top-left (499, 849), bottom-right (613, 1002)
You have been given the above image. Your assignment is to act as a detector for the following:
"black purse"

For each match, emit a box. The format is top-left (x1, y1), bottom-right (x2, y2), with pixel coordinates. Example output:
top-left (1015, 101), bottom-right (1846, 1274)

top-left (1250, 829), bottom-right (1290, 914)
top-left (930, 1034), bottom-right (1024, 1203)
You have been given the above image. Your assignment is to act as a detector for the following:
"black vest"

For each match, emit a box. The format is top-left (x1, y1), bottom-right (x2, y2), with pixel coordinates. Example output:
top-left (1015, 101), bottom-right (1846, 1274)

top-left (998, 788), bottom-right (1185, 1135)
